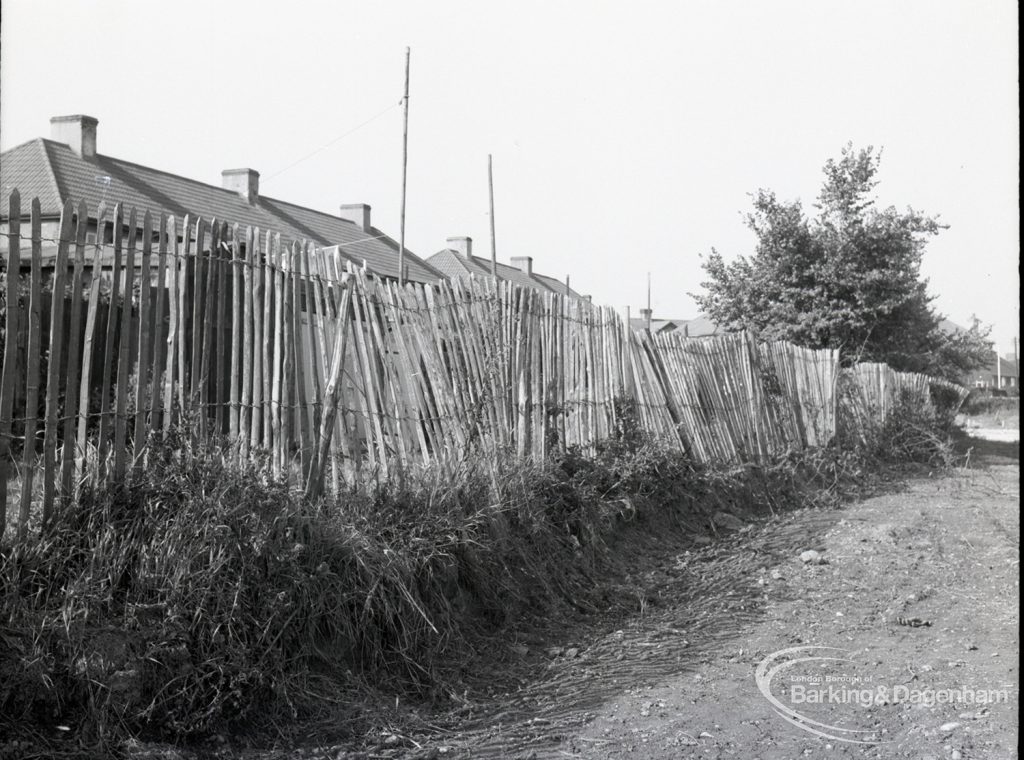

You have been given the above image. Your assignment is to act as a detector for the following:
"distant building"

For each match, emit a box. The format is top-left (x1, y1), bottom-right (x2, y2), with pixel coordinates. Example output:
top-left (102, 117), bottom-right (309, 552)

top-left (629, 309), bottom-right (722, 337)
top-left (0, 114), bottom-right (442, 284)
top-left (427, 236), bottom-right (586, 299)
top-left (964, 354), bottom-right (1019, 390)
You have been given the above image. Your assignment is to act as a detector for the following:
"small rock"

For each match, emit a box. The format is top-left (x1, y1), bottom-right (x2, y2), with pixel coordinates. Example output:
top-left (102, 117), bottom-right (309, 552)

top-left (383, 734), bottom-right (401, 746)
top-left (512, 644), bottom-right (529, 657)
top-left (951, 750), bottom-right (962, 760)
top-left (800, 550), bottom-right (827, 565)
top-left (547, 646), bottom-right (564, 657)
top-left (713, 512), bottom-right (746, 531)
top-left (565, 647), bottom-right (580, 659)
top-left (965, 642), bottom-right (979, 651)
top-left (939, 721), bottom-right (960, 732)
top-left (770, 569), bottom-right (784, 580)
top-left (692, 534), bottom-right (713, 545)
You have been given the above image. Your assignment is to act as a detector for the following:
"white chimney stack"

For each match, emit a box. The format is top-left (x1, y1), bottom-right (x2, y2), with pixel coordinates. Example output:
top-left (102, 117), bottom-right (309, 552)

top-left (50, 115), bottom-right (98, 159)
top-left (510, 256), bottom-right (533, 276)
top-left (222, 168), bottom-right (260, 204)
top-left (340, 204), bottom-right (372, 232)
top-left (447, 236), bottom-right (473, 259)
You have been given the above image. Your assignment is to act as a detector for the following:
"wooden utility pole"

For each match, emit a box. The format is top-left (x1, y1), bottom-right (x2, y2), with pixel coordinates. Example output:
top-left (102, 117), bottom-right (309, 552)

top-left (398, 47), bottom-right (410, 287)
top-left (646, 272), bottom-right (652, 331)
top-left (488, 154), bottom-right (497, 277)
top-left (1014, 336), bottom-right (1019, 388)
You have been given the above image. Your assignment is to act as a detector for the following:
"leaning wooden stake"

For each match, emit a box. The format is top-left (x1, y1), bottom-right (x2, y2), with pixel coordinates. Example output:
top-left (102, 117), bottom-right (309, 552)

top-left (306, 278), bottom-right (353, 498)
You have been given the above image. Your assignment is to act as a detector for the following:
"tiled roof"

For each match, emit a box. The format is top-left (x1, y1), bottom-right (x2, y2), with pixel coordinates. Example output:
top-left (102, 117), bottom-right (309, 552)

top-left (0, 138), bottom-right (441, 284)
top-left (629, 318), bottom-right (678, 334)
top-left (628, 314), bottom-right (722, 337)
top-left (426, 248), bottom-right (582, 298)
top-left (0, 139), bottom-right (63, 211)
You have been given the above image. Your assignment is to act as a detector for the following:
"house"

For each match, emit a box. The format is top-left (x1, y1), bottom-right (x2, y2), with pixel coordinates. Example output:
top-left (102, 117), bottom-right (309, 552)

top-left (964, 354), bottom-right (1019, 390)
top-left (426, 236), bottom-right (586, 299)
top-left (629, 310), bottom-right (722, 337)
top-left (0, 114), bottom-right (442, 284)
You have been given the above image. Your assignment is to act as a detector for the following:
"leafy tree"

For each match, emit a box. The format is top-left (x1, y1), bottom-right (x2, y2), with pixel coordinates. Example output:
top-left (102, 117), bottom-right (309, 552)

top-left (694, 144), bottom-right (992, 382)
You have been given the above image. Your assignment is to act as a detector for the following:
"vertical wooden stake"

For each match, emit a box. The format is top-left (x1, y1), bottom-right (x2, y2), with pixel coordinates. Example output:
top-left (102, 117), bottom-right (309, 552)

top-left (112, 209), bottom-right (138, 482)
top-left (132, 212), bottom-right (154, 474)
top-left (96, 203), bottom-right (124, 484)
top-left (18, 200), bottom-right (44, 538)
top-left (0, 191), bottom-right (22, 538)
top-left (41, 201), bottom-right (75, 522)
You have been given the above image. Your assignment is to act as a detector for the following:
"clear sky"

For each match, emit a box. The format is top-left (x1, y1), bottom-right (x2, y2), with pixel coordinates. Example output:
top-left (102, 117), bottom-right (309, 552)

top-left (1, 0), bottom-right (1018, 353)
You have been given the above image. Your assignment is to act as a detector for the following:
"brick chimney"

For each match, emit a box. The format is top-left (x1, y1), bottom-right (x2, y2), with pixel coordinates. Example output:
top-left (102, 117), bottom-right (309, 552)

top-left (340, 204), bottom-right (371, 232)
top-left (447, 236), bottom-right (473, 259)
top-left (50, 115), bottom-right (98, 159)
top-left (510, 256), bottom-right (533, 276)
top-left (222, 168), bottom-right (259, 204)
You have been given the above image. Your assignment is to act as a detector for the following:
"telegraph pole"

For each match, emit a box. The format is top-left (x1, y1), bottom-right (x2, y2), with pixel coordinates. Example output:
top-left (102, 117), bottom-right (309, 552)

top-left (646, 272), bottom-right (652, 331)
top-left (398, 47), bottom-right (410, 286)
top-left (488, 154), bottom-right (497, 277)
top-left (1014, 336), bottom-right (1019, 388)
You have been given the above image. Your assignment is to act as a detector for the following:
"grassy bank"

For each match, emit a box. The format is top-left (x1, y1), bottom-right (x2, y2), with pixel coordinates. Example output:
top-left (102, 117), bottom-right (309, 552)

top-left (0, 405), bottom-right (955, 757)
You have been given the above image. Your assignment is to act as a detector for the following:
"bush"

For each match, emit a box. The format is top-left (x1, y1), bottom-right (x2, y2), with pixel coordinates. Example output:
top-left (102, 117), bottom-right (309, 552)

top-left (960, 391), bottom-right (1020, 417)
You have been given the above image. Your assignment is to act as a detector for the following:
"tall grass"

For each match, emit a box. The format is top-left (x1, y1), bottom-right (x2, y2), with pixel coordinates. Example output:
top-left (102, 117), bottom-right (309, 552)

top-left (0, 402), bottom-right (955, 755)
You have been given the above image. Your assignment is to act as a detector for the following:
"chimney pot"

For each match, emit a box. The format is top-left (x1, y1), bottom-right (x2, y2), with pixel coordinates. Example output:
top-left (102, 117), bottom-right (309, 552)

top-left (340, 203), bottom-right (372, 232)
top-left (446, 236), bottom-right (473, 259)
top-left (510, 256), bottom-right (533, 276)
top-left (50, 115), bottom-right (98, 159)
top-left (222, 168), bottom-right (260, 204)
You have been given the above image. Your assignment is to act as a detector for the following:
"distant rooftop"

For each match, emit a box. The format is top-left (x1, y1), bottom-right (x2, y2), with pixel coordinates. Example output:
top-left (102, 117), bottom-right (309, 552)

top-left (427, 241), bottom-right (584, 298)
top-left (0, 115), bottom-right (442, 284)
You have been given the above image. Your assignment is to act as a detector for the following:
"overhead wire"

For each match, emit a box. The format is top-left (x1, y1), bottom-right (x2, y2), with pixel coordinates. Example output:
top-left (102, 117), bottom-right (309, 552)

top-left (261, 100), bottom-right (402, 185)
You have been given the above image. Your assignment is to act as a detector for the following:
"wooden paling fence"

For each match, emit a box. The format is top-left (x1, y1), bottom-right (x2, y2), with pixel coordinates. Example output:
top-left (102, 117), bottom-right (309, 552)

top-left (0, 192), bottom-right (962, 540)
top-left (840, 362), bottom-right (969, 435)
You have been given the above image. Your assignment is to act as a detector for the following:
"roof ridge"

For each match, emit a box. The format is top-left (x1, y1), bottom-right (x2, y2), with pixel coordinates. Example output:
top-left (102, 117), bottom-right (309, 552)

top-left (0, 135), bottom-right (48, 155)
top-left (41, 139), bottom-right (324, 214)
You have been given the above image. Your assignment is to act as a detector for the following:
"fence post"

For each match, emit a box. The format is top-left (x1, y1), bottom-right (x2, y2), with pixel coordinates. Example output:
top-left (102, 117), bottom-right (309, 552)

top-left (17, 199), bottom-right (44, 539)
top-left (112, 208), bottom-right (138, 481)
top-left (41, 201), bottom-right (76, 524)
top-left (132, 212), bottom-right (154, 475)
top-left (96, 203), bottom-right (124, 484)
top-left (0, 190), bottom-right (22, 540)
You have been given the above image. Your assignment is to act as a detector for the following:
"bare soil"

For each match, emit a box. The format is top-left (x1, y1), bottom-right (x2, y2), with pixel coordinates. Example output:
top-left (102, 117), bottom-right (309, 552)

top-left (340, 438), bottom-right (1016, 759)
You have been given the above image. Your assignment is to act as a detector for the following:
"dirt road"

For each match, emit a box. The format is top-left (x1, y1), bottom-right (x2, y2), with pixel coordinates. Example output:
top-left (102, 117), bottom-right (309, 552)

top-left (416, 439), bottom-right (1018, 759)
